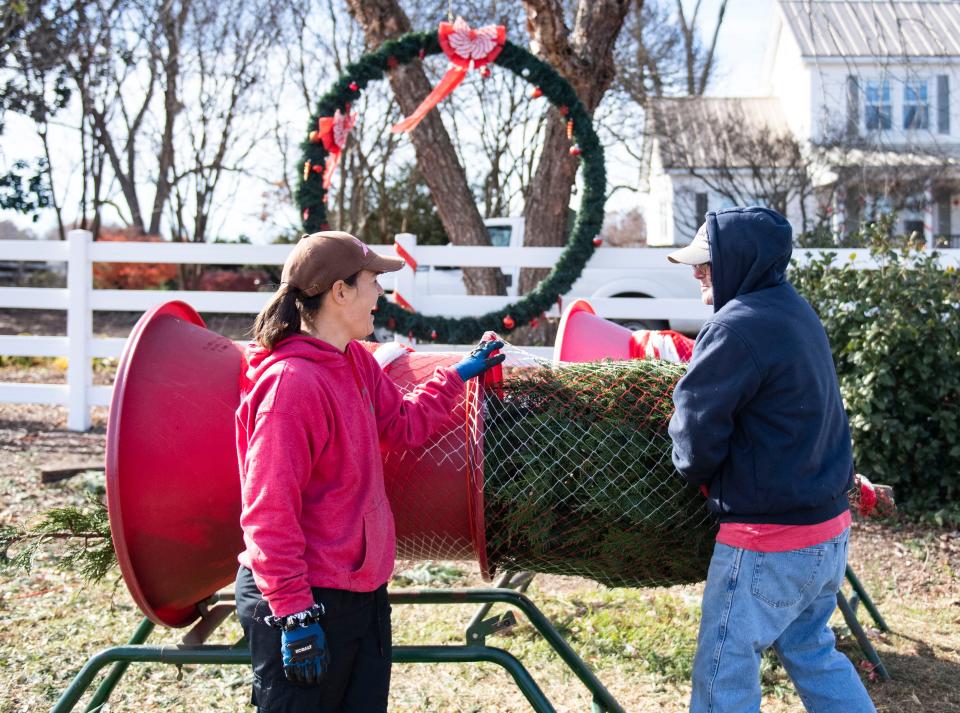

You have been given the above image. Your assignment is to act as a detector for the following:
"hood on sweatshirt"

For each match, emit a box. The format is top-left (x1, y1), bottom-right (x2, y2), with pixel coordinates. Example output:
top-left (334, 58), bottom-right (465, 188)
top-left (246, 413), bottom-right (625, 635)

top-left (243, 334), bottom-right (349, 390)
top-left (705, 206), bottom-right (793, 312)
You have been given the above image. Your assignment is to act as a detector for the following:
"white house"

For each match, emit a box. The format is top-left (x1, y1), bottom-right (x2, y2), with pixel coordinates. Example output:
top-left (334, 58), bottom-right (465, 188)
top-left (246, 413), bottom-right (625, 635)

top-left (642, 0), bottom-right (960, 247)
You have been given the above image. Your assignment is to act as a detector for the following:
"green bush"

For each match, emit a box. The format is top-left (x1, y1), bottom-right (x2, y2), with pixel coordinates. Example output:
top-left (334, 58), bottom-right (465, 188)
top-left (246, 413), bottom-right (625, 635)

top-left (791, 218), bottom-right (960, 512)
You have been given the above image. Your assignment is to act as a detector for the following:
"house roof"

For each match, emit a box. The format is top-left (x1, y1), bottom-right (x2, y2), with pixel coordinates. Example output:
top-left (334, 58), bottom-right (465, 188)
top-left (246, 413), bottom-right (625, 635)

top-left (779, 1), bottom-right (960, 58)
top-left (643, 97), bottom-right (793, 172)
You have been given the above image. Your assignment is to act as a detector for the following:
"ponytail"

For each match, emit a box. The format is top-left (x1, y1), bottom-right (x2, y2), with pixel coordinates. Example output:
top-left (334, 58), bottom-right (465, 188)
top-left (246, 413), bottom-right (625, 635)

top-left (253, 285), bottom-right (300, 350)
top-left (254, 284), bottom-right (322, 350)
top-left (254, 272), bottom-right (360, 350)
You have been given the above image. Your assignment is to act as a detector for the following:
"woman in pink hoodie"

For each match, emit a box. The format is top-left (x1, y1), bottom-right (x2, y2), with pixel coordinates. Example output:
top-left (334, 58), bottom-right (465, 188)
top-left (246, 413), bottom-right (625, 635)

top-left (234, 231), bottom-right (504, 713)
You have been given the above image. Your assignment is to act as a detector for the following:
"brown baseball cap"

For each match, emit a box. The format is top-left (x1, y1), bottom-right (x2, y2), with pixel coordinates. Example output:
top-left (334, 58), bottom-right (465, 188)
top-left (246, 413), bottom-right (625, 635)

top-left (281, 231), bottom-right (405, 297)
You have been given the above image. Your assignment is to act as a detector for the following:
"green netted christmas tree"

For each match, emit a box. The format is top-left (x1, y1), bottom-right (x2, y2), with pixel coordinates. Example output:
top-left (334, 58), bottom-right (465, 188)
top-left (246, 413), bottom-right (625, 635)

top-left (483, 359), bottom-right (718, 588)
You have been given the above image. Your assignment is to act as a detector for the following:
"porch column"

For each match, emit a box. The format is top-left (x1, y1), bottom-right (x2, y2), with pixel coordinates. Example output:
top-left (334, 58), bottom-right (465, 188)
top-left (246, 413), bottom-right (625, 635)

top-left (923, 180), bottom-right (935, 249)
top-left (831, 185), bottom-right (846, 242)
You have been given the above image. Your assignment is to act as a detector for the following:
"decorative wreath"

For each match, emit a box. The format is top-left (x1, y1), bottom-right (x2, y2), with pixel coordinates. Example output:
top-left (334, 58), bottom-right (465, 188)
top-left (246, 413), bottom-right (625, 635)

top-left (297, 21), bottom-right (605, 343)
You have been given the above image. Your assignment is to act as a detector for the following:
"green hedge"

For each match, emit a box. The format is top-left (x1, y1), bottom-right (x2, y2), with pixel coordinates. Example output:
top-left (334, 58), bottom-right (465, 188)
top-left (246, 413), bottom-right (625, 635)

top-left (791, 218), bottom-right (960, 515)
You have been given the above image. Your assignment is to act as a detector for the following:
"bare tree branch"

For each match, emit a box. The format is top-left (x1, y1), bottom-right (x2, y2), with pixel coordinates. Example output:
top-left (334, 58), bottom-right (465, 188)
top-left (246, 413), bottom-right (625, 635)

top-left (344, 0), bottom-right (506, 295)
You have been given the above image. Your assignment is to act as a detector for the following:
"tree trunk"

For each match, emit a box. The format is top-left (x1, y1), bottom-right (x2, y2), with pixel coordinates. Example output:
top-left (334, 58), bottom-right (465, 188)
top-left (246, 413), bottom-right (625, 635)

top-left (519, 112), bottom-right (580, 295)
top-left (518, 0), bottom-right (630, 296)
top-left (149, 0), bottom-right (187, 236)
top-left (344, 0), bottom-right (505, 296)
top-left (90, 108), bottom-right (146, 233)
top-left (38, 124), bottom-right (66, 240)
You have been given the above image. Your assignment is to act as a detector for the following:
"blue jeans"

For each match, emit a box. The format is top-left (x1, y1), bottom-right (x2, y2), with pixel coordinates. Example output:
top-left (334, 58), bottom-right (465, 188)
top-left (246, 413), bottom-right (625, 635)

top-left (690, 529), bottom-right (876, 713)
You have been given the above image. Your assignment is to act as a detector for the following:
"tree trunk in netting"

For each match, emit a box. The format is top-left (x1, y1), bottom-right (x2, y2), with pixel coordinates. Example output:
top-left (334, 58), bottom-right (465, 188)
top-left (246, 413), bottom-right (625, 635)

top-left (344, 0), bottom-right (506, 296)
top-left (483, 359), bottom-right (716, 587)
top-left (518, 0), bottom-right (631, 297)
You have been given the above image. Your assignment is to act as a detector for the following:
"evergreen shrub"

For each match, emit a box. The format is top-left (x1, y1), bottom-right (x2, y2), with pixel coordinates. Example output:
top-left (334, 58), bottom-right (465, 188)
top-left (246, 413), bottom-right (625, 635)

top-left (792, 218), bottom-right (960, 513)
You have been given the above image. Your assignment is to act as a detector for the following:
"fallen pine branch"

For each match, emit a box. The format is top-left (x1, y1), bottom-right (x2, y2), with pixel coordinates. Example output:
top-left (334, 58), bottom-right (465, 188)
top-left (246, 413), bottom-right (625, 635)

top-left (0, 495), bottom-right (114, 582)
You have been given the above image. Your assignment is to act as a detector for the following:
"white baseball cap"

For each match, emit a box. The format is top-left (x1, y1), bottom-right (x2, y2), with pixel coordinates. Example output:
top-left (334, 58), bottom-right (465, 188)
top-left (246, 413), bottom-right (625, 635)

top-left (667, 223), bottom-right (711, 265)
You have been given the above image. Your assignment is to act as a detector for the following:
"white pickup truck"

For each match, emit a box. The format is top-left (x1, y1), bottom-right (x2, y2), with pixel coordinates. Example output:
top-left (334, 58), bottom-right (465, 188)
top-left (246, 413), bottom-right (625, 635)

top-left (404, 217), bottom-right (708, 335)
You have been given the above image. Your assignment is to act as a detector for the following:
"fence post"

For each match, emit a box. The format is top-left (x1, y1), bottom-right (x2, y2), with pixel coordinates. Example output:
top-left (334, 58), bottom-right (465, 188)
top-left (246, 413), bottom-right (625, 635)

top-left (67, 229), bottom-right (93, 431)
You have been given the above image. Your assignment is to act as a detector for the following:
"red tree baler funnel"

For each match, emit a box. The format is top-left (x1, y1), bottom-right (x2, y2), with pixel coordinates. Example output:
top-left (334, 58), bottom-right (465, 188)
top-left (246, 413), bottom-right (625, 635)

top-left (553, 299), bottom-right (633, 362)
top-left (106, 302), bottom-right (246, 628)
top-left (553, 299), bottom-right (694, 364)
top-left (106, 302), bottom-right (489, 627)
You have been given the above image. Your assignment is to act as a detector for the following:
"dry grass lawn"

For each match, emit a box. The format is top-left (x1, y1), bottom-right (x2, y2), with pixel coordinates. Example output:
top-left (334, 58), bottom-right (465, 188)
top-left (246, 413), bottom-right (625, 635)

top-left (1, 395), bottom-right (958, 713)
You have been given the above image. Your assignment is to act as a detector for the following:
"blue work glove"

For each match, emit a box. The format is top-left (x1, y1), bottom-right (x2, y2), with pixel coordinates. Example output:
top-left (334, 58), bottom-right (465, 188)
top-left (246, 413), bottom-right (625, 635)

top-left (266, 604), bottom-right (329, 685)
top-left (453, 339), bottom-right (506, 381)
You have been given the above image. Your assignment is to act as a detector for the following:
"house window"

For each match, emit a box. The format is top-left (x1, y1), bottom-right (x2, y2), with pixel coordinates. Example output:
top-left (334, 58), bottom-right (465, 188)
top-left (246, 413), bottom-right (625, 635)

top-left (904, 80), bottom-right (929, 130)
top-left (694, 193), bottom-right (708, 225)
top-left (864, 80), bottom-right (891, 130)
top-left (903, 219), bottom-right (924, 239)
top-left (937, 75), bottom-right (950, 134)
top-left (485, 225), bottom-right (512, 247)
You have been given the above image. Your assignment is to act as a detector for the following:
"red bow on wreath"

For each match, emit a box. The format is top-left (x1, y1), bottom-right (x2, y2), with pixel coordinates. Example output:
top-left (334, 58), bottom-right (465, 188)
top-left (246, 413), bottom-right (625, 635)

top-left (310, 108), bottom-right (357, 189)
top-left (391, 17), bottom-right (506, 134)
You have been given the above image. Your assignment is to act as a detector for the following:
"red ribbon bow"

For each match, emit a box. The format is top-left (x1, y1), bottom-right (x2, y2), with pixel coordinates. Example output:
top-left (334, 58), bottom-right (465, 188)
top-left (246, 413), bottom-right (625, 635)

top-left (313, 109), bottom-right (357, 189)
top-left (391, 17), bottom-right (506, 134)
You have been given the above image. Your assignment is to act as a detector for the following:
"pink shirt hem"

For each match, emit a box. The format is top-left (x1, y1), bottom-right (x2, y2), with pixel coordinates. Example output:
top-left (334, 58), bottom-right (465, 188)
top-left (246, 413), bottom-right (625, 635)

top-left (716, 510), bottom-right (851, 552)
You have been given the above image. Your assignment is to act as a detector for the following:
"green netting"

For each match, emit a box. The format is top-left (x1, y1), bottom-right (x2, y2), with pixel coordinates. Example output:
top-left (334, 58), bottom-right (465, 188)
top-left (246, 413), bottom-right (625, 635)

top-left (481, 355), bottom-right (717, 588)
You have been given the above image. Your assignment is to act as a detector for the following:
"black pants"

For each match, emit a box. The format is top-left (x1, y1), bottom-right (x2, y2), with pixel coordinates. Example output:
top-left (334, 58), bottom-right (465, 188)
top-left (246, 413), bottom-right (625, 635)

top-left (235, 567), bottom-right (392, 713)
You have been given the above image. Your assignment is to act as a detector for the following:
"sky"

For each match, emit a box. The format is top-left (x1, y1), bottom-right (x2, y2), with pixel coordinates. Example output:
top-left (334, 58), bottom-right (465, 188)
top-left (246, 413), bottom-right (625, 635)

top-left (1, 0), bottom-right (777, 240)
top-left (604, 0), bottom-right (775, 213)
top-left (709, 0), bottom-right (776, 97)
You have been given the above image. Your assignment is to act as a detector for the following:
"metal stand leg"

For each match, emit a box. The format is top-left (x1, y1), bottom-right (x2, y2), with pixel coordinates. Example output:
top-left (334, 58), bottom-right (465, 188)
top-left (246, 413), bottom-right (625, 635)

top-left (465, 574), bottom-right (618, 713)
top-left (392, 589), bottom-right (624, 713)
top-left (466, 571), bottom-right (534, 645)
top-left (845, 565), bottom-right (890, 632)
top-left (837, 564), bottom-right (890, 681)
top-left (52, 588), bottom-right (626, 713)
top-left (836, 591), bottom-right (890, 681)
top-left (393, 645), bottom-right (556, 712)
top-left (82, 618), bottom-right (155, 712)
top-left (51, 644), bottom-right (250, 713)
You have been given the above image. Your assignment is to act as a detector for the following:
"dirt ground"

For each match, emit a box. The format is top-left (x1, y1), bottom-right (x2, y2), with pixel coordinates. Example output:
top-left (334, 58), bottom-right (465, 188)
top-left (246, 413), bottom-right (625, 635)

top-left (1, 392), bottom-right (959, 713)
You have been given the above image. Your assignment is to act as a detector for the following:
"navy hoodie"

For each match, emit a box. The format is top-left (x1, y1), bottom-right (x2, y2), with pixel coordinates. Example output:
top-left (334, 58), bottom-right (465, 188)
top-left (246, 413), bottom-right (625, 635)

top-left (668, 207), bottom-right (854, 525)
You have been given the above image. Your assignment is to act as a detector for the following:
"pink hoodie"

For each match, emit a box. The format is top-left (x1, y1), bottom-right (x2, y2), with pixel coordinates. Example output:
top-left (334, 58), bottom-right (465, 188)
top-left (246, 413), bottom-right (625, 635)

top-left (236, 335), bottom-right (464, 617)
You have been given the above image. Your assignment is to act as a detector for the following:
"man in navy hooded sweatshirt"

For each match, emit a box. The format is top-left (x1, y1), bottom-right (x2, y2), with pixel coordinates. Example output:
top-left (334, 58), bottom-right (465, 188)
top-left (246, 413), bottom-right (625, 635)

top-left (668, 207), bottom-right (875, 712)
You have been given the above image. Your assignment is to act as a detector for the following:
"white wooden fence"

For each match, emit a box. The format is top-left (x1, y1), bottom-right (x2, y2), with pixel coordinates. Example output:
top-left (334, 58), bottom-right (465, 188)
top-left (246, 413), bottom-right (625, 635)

top-left (2, 229), bottom-right (958, 431)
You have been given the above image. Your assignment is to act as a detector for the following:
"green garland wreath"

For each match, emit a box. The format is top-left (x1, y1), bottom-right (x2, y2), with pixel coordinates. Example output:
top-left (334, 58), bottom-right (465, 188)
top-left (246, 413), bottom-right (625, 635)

top-left (297, 30), bottom-right (605, 343)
